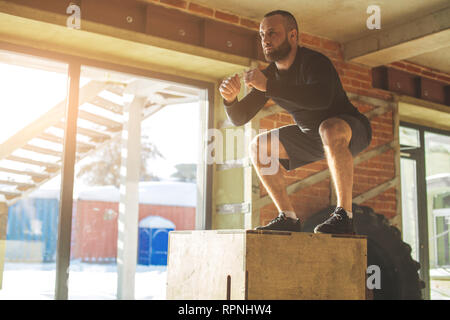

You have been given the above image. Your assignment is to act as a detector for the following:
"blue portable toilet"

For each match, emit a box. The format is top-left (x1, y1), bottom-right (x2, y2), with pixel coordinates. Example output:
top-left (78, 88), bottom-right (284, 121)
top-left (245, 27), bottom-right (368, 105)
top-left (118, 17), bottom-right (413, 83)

top-left (6, 189), bottom-right (59, 262)
top-left (138, 216), bottom-right (175, 266)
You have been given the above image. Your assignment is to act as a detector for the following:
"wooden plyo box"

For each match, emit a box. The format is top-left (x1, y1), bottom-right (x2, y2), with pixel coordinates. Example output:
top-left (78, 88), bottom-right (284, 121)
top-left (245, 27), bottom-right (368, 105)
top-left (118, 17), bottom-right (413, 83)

top-left (166, 230), bottom-right (367, 300)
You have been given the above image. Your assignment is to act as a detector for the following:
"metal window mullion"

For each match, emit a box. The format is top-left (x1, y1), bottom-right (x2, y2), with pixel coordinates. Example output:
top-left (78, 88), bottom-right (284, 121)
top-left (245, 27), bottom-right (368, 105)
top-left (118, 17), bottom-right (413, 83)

top-left (195, 89), bottom-right (208, 231)
top-left (417, 129), bottom-right (431, 300)
top-left (55, 63), bottom-right (81, 300)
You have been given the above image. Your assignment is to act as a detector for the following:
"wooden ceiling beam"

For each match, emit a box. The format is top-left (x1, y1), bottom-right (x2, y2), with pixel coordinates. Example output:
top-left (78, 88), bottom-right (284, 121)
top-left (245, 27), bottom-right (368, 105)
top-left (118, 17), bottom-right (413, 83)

top-left (344, 7), bottom-right (450, 66)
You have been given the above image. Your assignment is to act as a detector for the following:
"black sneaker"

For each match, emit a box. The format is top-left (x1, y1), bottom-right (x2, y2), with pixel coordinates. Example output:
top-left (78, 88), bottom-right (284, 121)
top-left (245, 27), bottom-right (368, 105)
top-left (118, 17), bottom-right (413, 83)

top-left (313, 207), bottom-right (355, 235)
top-left (255, 212), bottom-right (302, 232)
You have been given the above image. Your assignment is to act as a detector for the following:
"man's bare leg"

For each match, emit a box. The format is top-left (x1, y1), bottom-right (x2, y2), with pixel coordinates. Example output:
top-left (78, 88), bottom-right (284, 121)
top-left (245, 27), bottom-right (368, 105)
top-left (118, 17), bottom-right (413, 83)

top-left (319, 118), bottom-right (353, 214)
top-left (249, 132), bottom-right (298, 220)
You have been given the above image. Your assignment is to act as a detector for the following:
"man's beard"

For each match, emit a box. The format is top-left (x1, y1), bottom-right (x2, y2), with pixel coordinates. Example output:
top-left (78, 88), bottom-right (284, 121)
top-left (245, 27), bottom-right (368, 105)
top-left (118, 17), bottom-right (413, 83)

top-left (263, 36), bottom-right (292, 62)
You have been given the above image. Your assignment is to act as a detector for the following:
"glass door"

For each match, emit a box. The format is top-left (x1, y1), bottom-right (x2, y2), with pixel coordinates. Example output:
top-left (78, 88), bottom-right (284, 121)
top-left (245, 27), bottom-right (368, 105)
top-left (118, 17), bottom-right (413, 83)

top-left (400, 125), bottom-right (430, 299)
top-left (400, 124), bottom-right (450, 300)
top-left (424, 131), bottom-right (450, 300)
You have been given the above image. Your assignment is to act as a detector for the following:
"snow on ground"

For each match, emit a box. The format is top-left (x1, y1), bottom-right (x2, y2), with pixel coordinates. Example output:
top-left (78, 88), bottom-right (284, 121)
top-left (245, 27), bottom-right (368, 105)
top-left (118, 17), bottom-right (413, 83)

top-left (1, 261), bottom-right (449, 300)
top-left (0, 261), bottom-right (167, 300)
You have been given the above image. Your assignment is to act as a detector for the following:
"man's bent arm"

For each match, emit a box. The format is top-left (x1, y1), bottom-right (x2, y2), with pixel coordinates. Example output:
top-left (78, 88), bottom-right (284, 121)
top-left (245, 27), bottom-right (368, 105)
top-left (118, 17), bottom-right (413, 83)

top-left (224, 88), bottom-right (269, 126)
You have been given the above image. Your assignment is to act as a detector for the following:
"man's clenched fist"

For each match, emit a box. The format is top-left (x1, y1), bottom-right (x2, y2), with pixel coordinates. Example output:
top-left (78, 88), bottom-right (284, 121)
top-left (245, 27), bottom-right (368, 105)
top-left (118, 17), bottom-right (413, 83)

top-left (219, 74), bottom-right (241, 104)
top-left (244, 68), bottom-right (267, 92)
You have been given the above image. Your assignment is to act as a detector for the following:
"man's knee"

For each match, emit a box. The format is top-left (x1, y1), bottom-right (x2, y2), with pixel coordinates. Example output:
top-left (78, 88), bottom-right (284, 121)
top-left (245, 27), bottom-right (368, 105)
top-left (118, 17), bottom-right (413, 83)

top-left (249, 133), bottom-right (268, 161)
top-left (319, 118), bottom-right (352, 147)
top-left (249, 131), bottom-right (288, 161)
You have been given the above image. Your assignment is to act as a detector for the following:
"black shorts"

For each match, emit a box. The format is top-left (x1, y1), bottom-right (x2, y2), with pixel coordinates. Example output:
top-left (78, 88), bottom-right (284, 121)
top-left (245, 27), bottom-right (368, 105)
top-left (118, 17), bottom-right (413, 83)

top-left (276, 113), bottom-right (372, 171)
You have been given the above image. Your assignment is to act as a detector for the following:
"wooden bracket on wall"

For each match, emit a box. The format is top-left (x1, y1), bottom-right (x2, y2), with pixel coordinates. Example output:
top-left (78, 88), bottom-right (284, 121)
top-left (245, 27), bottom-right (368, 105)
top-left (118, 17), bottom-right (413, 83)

top-left (2, 0), bottom-right (264, 61)
top-left (372, 66), bottom-right (450, 106)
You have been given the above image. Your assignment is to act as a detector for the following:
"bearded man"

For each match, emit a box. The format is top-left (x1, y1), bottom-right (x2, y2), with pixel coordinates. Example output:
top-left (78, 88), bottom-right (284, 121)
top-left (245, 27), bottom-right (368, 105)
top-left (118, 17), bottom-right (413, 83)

top-left (219, 10), bottom-right (372, 234)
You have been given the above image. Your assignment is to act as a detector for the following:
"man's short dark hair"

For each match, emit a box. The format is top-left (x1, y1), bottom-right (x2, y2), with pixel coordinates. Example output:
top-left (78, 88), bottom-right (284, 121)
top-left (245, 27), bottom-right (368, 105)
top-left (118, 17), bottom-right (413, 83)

top-left (264, 10), bottom-right (299, 36)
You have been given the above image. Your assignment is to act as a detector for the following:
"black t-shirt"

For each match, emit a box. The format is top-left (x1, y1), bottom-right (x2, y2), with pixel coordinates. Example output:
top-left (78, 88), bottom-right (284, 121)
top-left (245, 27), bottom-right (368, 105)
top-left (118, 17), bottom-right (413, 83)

top-left (224, 46), bottom-right (365, 135)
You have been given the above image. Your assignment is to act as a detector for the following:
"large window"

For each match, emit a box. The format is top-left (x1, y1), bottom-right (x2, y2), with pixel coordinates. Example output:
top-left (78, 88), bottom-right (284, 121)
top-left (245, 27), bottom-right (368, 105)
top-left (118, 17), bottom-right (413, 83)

top-left (0, 50), bottom-right (211, 300)
top-left (400, 124), bottom-right (450, 300)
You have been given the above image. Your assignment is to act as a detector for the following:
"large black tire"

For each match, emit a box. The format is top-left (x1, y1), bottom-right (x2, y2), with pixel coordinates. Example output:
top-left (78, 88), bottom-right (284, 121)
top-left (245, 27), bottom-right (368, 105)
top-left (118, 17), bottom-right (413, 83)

top-left (302, 204), bottom-right (425, 300)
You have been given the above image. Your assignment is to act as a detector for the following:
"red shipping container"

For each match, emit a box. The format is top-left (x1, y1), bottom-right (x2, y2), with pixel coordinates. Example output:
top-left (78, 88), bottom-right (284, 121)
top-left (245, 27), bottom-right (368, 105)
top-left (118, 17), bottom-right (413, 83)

top-left (71, 181), bottom-right (196, 262)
